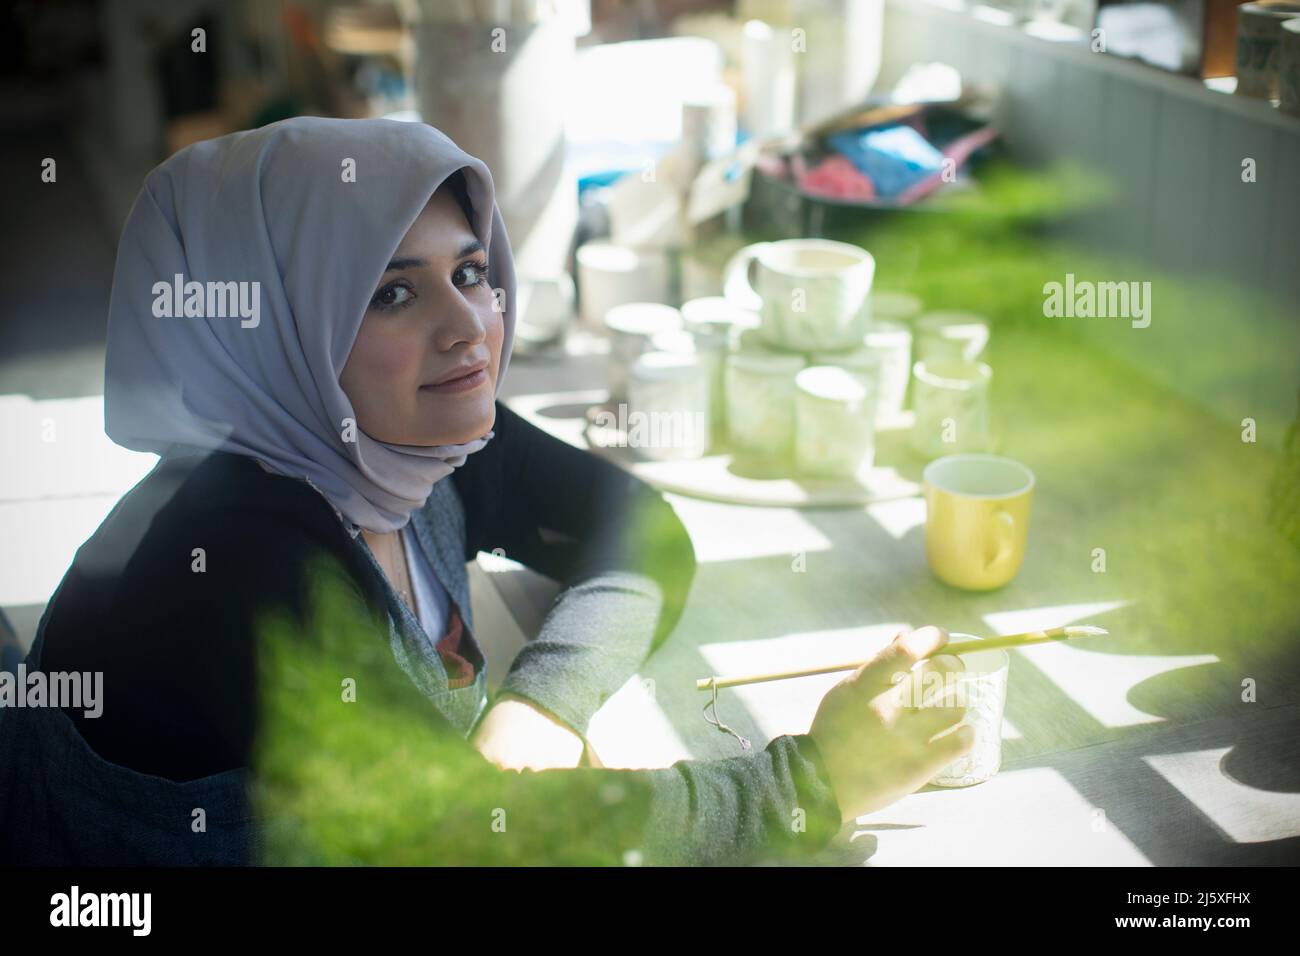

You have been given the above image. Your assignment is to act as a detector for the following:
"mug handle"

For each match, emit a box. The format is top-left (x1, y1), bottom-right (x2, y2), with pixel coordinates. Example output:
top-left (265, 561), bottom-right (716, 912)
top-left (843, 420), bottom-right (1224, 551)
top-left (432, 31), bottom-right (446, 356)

top-left (985, 510), bottom-right (1016, 572)
top-left (722, 242), bottom-right (770, 313)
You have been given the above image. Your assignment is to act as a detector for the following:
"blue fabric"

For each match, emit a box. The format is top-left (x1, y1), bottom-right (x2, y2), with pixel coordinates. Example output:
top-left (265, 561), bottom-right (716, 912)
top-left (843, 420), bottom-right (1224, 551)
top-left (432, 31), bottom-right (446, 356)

top-left (828, 124), bottom-right (945, 198)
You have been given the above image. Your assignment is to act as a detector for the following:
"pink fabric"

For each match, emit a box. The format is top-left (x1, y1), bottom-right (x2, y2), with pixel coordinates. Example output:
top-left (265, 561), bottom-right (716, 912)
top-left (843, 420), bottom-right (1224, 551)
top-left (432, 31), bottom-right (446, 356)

top-left (797, 154), bottom-right (877, 201)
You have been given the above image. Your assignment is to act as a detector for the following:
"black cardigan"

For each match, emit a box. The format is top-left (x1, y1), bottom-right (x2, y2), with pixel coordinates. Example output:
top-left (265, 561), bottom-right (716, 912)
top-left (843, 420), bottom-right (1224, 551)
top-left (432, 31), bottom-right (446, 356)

top-left (33, 400), bottom-right (844, 864)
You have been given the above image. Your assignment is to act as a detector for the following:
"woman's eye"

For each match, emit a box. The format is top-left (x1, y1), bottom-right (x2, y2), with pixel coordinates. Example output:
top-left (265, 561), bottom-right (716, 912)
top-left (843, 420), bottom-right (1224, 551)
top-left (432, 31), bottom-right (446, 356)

top-left (371, 283), bottom-right (415, 310)
top-left (455, 260), bottom-right (490, 289)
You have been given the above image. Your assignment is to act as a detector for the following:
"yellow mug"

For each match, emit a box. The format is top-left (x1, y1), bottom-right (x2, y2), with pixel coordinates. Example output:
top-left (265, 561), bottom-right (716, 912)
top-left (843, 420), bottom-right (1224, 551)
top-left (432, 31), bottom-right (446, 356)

top-left (923, 454), bottom-right (1034, 590)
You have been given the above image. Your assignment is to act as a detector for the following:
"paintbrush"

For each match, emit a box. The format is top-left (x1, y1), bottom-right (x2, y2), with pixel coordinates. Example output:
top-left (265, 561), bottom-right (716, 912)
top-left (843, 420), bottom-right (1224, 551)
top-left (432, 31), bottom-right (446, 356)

top-left (695, 625), bottom-right (1110, 691)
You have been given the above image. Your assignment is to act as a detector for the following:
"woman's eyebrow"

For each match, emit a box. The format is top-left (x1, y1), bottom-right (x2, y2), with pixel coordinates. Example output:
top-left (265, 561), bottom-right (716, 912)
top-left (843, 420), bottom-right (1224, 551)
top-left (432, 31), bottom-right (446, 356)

top-left (384, 240), bottom-right (485, 273)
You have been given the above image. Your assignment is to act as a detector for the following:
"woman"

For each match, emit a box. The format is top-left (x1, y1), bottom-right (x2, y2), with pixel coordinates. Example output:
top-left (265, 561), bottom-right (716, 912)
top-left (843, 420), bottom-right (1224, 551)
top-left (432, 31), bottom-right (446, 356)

top-left (0, 117), bottom-right (972, 866)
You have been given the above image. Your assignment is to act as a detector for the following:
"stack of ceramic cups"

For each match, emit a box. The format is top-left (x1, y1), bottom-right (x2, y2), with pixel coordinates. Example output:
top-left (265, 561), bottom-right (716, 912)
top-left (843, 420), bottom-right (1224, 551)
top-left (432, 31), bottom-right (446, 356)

top-left (720, 238), bottom-right (881, 476)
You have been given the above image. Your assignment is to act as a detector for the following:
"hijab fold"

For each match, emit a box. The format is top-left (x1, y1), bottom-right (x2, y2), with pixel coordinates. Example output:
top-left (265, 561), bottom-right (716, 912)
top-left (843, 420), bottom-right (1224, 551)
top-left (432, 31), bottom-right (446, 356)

top-left (104, 116), bottom-right (517, 533)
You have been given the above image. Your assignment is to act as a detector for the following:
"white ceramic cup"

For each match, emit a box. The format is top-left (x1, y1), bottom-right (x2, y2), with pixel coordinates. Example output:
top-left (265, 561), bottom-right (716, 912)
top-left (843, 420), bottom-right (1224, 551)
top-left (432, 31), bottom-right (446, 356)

top-left (910, 358), bottom-right (992, 459)
top-left (679, 298), bottom-right (758, 444)
top-left (577, 241), bottom-right (672, 330)
top-left (724, 349), bottom-right (806, 460)
top-left (722, 238), bottom-right (875, 351)
top-left (627, 351), bottom-right (710, 461)
top-left (603, 302), bottom-right (682, 405)
top-left (863, 319), bottom-right (913, 423)
top-left (794, 365), bottom-right (876, 479)
top-left (809, 321), bottom-right (913, 427)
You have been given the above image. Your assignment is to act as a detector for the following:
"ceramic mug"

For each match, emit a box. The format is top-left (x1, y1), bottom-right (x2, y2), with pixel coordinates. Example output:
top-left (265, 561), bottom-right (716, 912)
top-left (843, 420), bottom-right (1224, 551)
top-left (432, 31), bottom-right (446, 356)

top-left (794, 365), bottom-right (876, 479)
top-left (722, 238), bottom-right (875, 351)
top-left (910, 358), bottom-right (993, 460)
top-left (923, 454), bottom-right (1034, 591)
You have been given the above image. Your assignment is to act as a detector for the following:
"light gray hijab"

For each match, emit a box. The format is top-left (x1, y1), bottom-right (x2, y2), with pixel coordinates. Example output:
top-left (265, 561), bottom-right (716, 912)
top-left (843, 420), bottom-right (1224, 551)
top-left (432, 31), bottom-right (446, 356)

top-left (103, 116), bottom-right (516, 533)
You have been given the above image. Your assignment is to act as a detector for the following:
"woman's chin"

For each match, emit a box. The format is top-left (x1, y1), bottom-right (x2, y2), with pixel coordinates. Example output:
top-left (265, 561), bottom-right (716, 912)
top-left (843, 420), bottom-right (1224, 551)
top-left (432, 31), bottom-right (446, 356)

top-left (408, 396), bottom-right (495, 447)
top-left (384, 427), bottom-right (488, 448)
top-left (360, 393), bottom-right (495, 447)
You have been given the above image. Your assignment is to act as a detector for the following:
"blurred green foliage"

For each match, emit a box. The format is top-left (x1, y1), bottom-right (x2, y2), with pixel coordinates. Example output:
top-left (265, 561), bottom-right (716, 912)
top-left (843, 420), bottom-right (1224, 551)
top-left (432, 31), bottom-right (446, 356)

top-left (249, 556), bottom-right (660, 865)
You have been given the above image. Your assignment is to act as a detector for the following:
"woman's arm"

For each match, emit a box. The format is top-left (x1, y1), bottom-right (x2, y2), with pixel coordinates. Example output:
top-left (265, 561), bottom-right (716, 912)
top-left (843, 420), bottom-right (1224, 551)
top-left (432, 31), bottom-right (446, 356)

top-left (451, 401), bottom-right (697, 738)
top-left (254, 555), bottom-right (844, 866)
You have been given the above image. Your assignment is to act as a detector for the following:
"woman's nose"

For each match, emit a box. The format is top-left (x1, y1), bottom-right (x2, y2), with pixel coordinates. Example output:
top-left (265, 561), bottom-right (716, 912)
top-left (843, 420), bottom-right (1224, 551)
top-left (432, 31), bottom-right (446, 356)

top-left (431, 287), bottom-right (488, 349)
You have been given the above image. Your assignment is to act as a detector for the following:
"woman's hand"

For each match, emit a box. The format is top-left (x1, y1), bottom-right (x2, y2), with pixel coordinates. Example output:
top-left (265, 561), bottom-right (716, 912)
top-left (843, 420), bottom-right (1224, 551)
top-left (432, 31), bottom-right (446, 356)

top-left (809, 626), bottom-right (974, 824)
top-left (470, 691), bottom-right (586, 771)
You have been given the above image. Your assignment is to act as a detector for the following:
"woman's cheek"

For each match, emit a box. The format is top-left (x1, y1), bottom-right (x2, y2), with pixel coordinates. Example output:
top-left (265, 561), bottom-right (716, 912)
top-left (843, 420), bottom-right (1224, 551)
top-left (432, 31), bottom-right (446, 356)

top-left (365, 324), bottom-right (425, 385)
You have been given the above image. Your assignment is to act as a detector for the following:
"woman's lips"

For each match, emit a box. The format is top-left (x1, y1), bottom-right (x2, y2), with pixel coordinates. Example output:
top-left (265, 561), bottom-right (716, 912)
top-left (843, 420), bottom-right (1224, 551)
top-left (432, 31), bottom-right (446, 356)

top-left (420, 367), bottom-right (488, 394)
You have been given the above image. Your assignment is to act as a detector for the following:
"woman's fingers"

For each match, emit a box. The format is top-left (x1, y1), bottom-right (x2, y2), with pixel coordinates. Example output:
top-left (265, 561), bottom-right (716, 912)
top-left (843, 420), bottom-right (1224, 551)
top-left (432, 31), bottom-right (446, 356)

top-left (854, 626), bottom-right (949, 699)
top-left (924, 724), bottom-right (977, 771)
top-left (901, 704), bottom-right (968, 741)
top-left (890, 653), bottom-right (965, 711)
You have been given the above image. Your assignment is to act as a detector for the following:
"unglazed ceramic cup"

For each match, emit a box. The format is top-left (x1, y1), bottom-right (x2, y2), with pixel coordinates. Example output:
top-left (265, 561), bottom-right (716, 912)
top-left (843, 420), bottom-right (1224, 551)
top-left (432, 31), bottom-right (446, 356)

top-left (910, 359), bottom-right (992, 460)
top-left (722, 238), bottom-right (875, 351)
top-left (794, 365), bottom-right (876, 478)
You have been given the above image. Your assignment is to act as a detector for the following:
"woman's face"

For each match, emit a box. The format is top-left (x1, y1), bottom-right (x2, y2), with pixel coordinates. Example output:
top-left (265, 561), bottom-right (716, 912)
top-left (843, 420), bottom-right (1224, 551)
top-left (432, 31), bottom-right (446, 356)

top-left (340, 187), bottom-right (503, 447)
